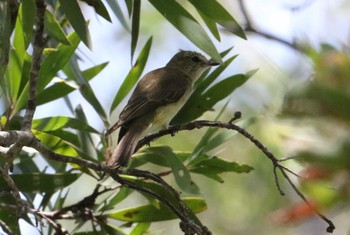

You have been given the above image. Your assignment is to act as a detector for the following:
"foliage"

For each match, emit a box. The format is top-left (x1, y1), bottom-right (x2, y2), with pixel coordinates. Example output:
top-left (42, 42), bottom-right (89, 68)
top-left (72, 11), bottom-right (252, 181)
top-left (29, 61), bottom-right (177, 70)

top-left (0, 0), bottom-right (253, 234)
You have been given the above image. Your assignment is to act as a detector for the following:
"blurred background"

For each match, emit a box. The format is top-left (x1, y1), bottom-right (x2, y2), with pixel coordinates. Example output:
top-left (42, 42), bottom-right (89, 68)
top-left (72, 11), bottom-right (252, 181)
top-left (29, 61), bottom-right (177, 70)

top-left (18, 0), bottom-right (350, 234)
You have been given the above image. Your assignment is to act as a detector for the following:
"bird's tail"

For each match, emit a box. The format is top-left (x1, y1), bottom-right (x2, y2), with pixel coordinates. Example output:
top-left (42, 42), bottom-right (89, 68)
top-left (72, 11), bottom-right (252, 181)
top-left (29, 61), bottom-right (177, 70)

top-left (107, 128), bottom-right (141, 168)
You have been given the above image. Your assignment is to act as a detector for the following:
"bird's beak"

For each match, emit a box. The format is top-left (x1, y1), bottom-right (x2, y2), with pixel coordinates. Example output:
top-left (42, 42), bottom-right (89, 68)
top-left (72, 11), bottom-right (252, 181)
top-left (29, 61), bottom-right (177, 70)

top-left (208, 60), bottom-right (220, 66)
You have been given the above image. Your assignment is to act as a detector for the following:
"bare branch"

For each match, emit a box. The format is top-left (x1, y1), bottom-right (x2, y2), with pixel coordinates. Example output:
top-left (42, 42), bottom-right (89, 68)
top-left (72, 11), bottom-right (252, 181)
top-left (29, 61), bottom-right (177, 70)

top-left (237, 0), bottom-right (299, 51)
top-left (22, 0), bottom-right (46, 130)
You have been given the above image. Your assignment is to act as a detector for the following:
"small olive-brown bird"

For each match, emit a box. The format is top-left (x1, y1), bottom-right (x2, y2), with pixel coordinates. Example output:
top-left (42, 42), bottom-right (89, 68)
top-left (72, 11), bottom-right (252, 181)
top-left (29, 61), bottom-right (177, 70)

top-left (105, 50), bottom-right (219, 167)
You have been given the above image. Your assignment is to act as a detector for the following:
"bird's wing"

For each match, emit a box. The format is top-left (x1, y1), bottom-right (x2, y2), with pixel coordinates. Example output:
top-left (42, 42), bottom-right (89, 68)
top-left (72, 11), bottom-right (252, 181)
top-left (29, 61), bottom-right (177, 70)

top-left (115, 68), bottom-right (190, 128)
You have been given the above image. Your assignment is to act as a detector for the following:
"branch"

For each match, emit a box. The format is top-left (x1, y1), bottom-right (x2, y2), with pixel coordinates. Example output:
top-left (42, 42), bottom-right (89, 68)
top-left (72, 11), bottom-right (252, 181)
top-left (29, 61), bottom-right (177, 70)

top-left (22, 0), bottom-right (46, 130)
top-left (135, 118), bottom-right (335, 233)
top-left (0, 116), bottom-right (335, 233)
top-left (237, 0), bottom-right (299, 51)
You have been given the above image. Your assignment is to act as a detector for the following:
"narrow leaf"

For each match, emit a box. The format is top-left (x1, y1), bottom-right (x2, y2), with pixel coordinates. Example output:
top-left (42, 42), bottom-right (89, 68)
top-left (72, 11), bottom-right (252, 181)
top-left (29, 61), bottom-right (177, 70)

top-left (149, 0), bottom-right (221, 63)
top-left (189, 156), bottom-right (253, 183)
top-left (33, 130), bottom-right (79, 157)
top-left (22, 0), bottom-right (36, 48)
top-left (106, 0), bottom-right (130, 32)
top-left (32, 116), bottom-right (98, 133)
top-left (59, 0), bottom-right (91, 47)
top-left (14, 31), bottom-right (80, 113)
top-left (110, 37), bottom-right (152, 113)
top-left (135, 146), bottom-right (199, 193)
top-left (189, 0), bottom-right (246, 39)
top-left (44, 10), bottom-right (70, 45)
top-left (107, 197), bottom-right (207, 222)
top-left (131, 0), bottom-right (141, 61)
top-left (0, 173), bottom-right (80, 193)
top-left (37, 62), bottom-right (108, 105)
top-left (80, 0), bottom-right (112, 22)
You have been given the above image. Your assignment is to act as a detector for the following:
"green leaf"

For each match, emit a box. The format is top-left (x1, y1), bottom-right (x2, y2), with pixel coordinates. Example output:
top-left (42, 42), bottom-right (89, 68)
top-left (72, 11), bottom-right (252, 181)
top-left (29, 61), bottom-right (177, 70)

top-left (81, 0), bottom-right (112, 22)
top-left (149, 0), bottom-right (221, 63)
top-left (44, 10), bottom-right (71, 45)
top-left (189, 0), bottom-right (246, 39)
top-left (33, 130), bottom-right (79, 157)
top-left (6, 4), bottom-right (28, 105)
top-left (110, 37), bottom-right (153, 113)
top-left (107, 197), bottom-right (207, 222)
top-left (130, 223), bottom-right (150, 235)
top-left (189, 156), bottom-right (253, 183)
top-left (201, 71), bottom-right (256, 107)
top-left (131, 0), bottom-right (141, 61)
top-left (106, 0), bottom-right (130, 32)
top-left (36, 62), bottom-right (108, 105)
top-left (0, 173), bottom-right (80, 193)
top-left (15, 31), bottom-right (81, 113)
top-left (66, 57), bottom-right (108, 124)
top-left (198, 11), bottom-right (220, 41)
top-left (102, 187), bottom-right (134, 211)
top-left (134, 146), bottom-right (199, 193)
top-left (74, 105), bottom-right (98, 159)
top-left (59, 0), bottom-right (91, 47)
top-left (22, 0), bottom-right (36, 48)
top-left (32, 116), bottom-right (98, 133)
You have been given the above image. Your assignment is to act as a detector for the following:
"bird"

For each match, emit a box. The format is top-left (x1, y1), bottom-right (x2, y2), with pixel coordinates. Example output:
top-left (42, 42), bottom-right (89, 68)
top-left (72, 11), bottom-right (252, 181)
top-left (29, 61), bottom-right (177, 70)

top-left (105, 50), bottom-right (219, 168)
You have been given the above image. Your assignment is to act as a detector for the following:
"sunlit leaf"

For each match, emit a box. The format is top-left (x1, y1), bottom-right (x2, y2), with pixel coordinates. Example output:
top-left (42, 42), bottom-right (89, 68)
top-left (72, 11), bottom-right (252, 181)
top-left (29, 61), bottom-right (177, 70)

top-left (149, 0), bottom-right (221, 63)
top-left (107, 197), bottom-right (207, 222)
top-left (0, 173), bottom-right (80, 193)
top-left (110, 37), bottom-right (152, 113)
top-left (59, 0), bottom-right (91, 47)
top-left (33, 130), bottom-right (79, 157)
top-left (130, 223), bottom-right (150, 235)
top-left (32, 116), bottom-right (98, 133)
top-left (15, 31), bottom-right (80, 113)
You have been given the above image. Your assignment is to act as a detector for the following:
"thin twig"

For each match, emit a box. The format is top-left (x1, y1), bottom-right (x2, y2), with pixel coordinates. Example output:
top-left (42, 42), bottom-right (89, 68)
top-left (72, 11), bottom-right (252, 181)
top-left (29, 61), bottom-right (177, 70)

top-left (237, 0), bottom-right (299, 51)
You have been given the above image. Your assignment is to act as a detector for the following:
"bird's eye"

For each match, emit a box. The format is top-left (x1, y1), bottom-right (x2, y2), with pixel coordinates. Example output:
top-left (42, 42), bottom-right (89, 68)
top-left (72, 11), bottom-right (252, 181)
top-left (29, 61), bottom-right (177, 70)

top-left (191, 55), bottom-right (200, 63)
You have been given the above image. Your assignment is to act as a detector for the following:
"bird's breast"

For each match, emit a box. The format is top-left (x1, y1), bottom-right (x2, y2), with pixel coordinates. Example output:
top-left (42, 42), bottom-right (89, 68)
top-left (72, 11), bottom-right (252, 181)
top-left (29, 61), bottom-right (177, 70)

top-left (149, 88), bottom-right (191, 132)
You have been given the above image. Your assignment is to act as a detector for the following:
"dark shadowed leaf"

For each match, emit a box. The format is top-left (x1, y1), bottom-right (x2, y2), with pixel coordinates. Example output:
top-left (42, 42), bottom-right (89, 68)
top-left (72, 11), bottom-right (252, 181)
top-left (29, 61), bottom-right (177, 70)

top-left (189, 155), bottom-right (253, 183)
top-left (189, 0), bottom-right (246, 39)
top-left (107, 197), bottom-right (207, 222)
top-left (0, 173), bottom-right (80, 193)
top-left (110, 37), bottom-right (152, 113)
top-left (149, 0), bottom-right (221, 63)
top-left (131, 0), bottom-right (141, 61)
top-left (37, 62), bottom-right (108, 105)
top-left (106, 0), bottom-right (130, 31)
top-left (59, 0), bottom-right (91, 47)
top-left (22, 0), bottom-right (36, 48)
top-left (134, 146), bottom-right (199, 193)
top-left (81, 0), bottom-right (112, 22)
